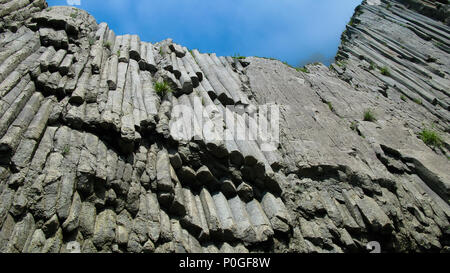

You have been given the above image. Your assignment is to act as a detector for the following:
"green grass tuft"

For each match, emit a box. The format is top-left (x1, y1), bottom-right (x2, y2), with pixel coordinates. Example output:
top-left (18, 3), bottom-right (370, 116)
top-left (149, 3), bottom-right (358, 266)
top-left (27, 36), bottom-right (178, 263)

top-left (88, 37), bottom-right (96, 46)
top-left (400, 95), bottom-right (407, 101)
top-left (379, 66), bottom-right (391, 76)
top-left (280, 61), bottom-right (310, 73)
top-left (349, 18), bottom-right (355, 26)
top-left (363, 109), bottom-right (376, 122)
top-left (104, 41), bottom-right (112, 50)
top-left (337, 60), bottom-right (347, 68)
top-left (420, 129), bottom-right (443, 147)
top-left (232, 53), bottom-right (246, 60)
top-left (413, 98), bottom-right (423, 105)
top-left (296, 67), bottom-right (309, 73)
top-left (62, 145), bottom-right (70, 156)
top-left (327, 102), bottom-right (334, 112)
top-left (154, 81), bottom-right (172, 96)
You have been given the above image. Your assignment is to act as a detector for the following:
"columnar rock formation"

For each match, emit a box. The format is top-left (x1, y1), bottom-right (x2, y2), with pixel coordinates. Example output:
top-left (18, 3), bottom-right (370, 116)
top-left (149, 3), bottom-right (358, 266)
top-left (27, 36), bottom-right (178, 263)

top-left (0, 0), bottom-right (449, 253)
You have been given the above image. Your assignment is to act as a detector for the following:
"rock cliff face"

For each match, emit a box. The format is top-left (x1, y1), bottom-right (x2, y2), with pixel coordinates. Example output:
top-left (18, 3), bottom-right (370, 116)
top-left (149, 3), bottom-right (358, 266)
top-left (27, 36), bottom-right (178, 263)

top-left (0, 0), bottom-right (449, 253)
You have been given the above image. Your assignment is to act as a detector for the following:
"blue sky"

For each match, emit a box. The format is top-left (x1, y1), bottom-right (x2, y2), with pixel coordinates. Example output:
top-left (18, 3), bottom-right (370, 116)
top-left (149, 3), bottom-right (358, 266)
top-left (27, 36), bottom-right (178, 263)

top-left (47, 0), bottom-right (361, 66)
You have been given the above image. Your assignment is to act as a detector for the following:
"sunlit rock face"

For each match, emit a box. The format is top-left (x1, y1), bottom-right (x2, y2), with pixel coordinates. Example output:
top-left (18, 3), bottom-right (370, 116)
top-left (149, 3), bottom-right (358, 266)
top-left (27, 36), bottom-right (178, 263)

top-left (0, 0), bottom-right (448, 253)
